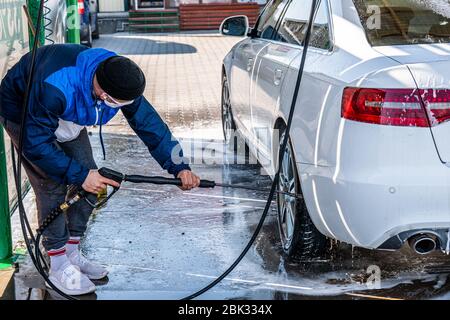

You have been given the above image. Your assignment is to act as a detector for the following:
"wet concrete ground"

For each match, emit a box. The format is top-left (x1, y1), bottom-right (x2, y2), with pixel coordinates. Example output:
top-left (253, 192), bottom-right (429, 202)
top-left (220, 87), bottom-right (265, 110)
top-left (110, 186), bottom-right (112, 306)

top-left (11, 130), bottom-right (450, 300)
top-left (84, 133), bottom-right (450, 301)
top-left (7, 32), bottom-right (450, 300)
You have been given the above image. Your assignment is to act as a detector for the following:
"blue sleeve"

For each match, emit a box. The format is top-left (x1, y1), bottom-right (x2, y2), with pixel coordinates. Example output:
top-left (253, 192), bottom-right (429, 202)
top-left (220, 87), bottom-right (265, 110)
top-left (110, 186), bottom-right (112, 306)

top-left (23, 83), bottom-right (89, 186)
top-left (121, 96), bottom-right (191, 177)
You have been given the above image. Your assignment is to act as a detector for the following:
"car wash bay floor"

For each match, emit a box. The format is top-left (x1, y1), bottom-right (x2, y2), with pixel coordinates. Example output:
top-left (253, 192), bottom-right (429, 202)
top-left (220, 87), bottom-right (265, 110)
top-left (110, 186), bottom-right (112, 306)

top-left (7, 32), bottom-right (450, 300)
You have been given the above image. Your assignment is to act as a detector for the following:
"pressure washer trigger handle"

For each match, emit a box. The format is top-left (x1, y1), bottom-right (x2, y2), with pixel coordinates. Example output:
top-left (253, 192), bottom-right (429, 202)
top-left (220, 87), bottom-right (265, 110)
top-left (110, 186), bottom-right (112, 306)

top-left (98, 167), bottom-right (124, 184)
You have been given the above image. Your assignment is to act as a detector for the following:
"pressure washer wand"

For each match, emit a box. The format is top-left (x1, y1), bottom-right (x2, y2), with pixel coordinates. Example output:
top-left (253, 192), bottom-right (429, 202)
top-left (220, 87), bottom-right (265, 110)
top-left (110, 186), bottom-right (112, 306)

top-left (97, 167), bottom-right (215, 188)
top-left (125, 174), bottom-right (216, 188)
top-left (40, 167), bottom-right (279, 231)
top-left (98, 167), bottom-right (299, 198)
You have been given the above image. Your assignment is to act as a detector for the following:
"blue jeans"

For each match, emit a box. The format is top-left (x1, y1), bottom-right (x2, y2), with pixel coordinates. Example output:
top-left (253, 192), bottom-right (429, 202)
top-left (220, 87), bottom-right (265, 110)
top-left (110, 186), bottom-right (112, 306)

top-left (0, 116), bottom-right (97, 250)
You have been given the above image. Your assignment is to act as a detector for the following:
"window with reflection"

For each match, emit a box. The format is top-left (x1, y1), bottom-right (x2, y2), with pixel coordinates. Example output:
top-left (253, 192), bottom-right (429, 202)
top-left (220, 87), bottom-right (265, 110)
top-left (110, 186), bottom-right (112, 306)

top-left (257, 0), bottom-right (289, 40)
top-left (278, 0), bottom-right (331, 50)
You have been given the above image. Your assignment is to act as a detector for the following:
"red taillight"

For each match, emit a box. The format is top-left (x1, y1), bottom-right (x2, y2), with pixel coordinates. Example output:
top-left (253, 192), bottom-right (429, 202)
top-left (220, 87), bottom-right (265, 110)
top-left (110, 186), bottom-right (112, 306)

top-left (78, 0), bottom-right (85, 15)
top-left (342, 87), bottom-right (430, 127)
top-left (420, 89), bottom-right (450, 126)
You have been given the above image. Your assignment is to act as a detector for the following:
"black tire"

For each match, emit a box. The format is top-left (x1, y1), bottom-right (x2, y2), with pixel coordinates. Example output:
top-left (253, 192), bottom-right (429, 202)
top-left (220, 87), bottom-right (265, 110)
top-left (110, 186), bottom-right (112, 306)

top-left (86, 24), bottom-right (93, 47)
top-left (276, 131), bottom-right (328, 261)
top-left (92, 14), bottom-right (100, 39)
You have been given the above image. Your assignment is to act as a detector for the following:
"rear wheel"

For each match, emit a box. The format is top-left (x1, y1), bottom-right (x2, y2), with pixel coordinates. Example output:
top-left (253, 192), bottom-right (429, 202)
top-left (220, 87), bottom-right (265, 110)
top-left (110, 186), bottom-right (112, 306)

top-left (221, 75), bottom-right (235, 143)
top-left (277, 132), bottom-right (328, 260)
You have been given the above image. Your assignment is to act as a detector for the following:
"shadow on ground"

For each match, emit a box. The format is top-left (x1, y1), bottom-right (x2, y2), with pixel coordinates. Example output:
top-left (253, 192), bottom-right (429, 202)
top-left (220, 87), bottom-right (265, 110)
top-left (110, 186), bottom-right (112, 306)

top-left (95, 37), bottom-right (197, 55)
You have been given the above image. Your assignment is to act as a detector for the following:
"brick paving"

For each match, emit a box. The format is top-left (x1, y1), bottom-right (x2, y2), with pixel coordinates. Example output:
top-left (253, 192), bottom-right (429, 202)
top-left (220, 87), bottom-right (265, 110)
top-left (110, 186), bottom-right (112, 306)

top-left (93, 32), bottom-right (241, 132)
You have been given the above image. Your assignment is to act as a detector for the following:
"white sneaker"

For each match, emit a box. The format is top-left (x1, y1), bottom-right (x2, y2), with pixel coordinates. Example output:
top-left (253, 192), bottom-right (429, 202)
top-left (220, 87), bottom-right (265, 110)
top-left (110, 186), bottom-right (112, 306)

top-left (47, 261), bottom-right (96, 296)
top-left (68, 250), bottom-right (109, 280)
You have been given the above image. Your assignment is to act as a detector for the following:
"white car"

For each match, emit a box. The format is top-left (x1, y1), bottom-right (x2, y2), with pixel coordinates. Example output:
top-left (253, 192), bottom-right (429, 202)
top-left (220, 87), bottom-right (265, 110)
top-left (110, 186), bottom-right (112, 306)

top-left (220, 0), bottom-right (450, 259)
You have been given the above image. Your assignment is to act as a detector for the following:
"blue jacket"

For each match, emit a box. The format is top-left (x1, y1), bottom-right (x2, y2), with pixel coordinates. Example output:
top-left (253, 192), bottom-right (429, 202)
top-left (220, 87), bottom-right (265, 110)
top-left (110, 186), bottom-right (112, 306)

top-left (0, 44), bottom-right (190, 186)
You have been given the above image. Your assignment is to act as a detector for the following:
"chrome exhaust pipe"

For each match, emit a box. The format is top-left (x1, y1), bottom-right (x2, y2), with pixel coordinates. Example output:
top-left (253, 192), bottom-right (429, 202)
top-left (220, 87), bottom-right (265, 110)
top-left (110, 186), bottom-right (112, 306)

top-left (408, 234), bottom-right (438, 255)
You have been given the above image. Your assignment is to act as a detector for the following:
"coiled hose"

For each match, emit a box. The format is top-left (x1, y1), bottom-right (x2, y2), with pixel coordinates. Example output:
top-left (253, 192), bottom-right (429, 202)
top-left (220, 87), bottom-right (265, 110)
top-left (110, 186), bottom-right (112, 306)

top-left (43, 0), bottom-right (54, 44)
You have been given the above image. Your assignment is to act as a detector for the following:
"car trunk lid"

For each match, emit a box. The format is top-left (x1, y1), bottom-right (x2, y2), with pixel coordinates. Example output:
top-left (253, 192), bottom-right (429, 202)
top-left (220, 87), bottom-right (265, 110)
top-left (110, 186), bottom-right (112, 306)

top-left (376, 44), bottom-right (450, 163)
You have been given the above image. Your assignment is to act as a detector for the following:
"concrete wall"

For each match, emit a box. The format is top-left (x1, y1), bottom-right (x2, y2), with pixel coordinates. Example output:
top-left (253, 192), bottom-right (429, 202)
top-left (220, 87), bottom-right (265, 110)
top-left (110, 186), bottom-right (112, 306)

top-left (97, 12), bottom-right (129, 33)
top-left (98, 0), bottom-right (125, 12)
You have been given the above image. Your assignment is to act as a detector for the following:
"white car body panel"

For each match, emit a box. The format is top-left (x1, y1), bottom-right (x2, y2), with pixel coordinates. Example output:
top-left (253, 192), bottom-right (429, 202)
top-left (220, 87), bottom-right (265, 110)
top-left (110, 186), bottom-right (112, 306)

top-left (376, 45), bottom-right (450, 163)
top-left (223, 0), bottom-right (450, 250)
top-left (251, 43), bottom-right (301, 168)
top-left (299, 119), bottom-right (450, 248)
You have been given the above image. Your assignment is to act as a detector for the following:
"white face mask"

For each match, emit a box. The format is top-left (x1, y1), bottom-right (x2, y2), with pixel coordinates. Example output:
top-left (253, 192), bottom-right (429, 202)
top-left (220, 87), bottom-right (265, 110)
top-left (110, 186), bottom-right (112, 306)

top-left (103, 99), bottom-right (134, 108)
top-left (102, 94), bottom-right (134, 108)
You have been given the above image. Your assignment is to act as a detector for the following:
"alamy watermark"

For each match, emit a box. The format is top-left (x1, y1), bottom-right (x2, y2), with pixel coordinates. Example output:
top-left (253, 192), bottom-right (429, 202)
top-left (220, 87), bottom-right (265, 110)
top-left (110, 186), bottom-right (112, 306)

top-left (366, 5), bottom-right (382, 30)
top-left (366, 264), bottom-right (381, 289)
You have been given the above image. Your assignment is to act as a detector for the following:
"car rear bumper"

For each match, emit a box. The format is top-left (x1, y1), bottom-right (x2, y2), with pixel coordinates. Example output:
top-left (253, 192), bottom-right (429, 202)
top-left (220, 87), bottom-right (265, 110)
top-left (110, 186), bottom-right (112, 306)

top-left (298, 120), bottom-right (450, 251)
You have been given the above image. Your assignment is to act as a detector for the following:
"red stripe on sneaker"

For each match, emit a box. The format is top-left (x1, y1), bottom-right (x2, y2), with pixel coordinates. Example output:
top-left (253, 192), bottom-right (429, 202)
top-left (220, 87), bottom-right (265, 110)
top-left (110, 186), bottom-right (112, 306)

top-left (48, 248), bottom-right (66, 256)
top-left (67, 240), bottom-right (80, 245)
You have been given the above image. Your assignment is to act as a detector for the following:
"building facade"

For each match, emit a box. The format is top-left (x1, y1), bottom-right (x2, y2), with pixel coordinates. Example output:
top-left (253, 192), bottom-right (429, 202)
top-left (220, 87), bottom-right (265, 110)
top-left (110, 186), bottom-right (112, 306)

top-left (98, 0), bottom-right (266, 12)
top-left (97, 0), bottom-right (264, 33)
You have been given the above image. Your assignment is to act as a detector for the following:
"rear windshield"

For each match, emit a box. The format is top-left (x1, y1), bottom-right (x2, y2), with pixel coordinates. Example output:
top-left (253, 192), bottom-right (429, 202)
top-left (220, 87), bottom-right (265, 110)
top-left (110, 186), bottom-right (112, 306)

top-left (353, 0), bottom-right (450, 46)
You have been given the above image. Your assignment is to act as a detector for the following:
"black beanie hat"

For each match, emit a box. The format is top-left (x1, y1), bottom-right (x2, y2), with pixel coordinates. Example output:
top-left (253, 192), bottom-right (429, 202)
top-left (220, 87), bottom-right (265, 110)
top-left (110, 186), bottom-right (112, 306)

top-left (96, 56), bottom-right (146, 101)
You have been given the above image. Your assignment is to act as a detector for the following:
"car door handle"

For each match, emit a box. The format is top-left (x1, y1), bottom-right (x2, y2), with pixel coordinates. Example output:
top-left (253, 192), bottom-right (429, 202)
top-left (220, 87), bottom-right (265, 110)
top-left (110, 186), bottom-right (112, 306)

top-left (247, 58), bottom-right (254, 72)
top-left (274, 69), bottom-right (283, 86)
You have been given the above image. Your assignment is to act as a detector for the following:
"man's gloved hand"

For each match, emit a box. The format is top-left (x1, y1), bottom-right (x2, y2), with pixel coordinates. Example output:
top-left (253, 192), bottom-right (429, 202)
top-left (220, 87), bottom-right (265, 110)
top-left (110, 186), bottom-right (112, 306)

top-left (177, 170), bottom-right (200, 191)
top-left (82, 169), bottom-right (121, 194)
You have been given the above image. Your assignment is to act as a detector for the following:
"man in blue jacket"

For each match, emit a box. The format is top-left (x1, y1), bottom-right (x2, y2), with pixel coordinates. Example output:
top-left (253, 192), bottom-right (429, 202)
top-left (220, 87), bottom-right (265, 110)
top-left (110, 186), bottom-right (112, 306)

top-left (0, 44), bottom-right (200, 295)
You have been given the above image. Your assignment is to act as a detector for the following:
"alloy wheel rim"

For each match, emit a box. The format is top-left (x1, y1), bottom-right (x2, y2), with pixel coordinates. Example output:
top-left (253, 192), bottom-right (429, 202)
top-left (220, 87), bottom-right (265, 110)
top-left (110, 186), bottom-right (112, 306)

top-left (222, 81), bottom-right (233, 142)
top-left (278, 140), bottom-right (297, 249)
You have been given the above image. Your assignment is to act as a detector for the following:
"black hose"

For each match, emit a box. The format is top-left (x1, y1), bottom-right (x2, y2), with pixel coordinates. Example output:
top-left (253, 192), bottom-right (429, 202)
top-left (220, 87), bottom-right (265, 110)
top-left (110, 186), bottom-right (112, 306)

top-left (14, 0), bottom-right (77, 300)
top-left (181, 0), bottom-right (319, 300)
top-left (10, 142), bottom-right (31, 217)
top-left (17, 0), bottom-right (45, 257)
top-left (99, 108), bottom-right (106, 160)
top-left (14, 0), bottom-right (318, 301)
